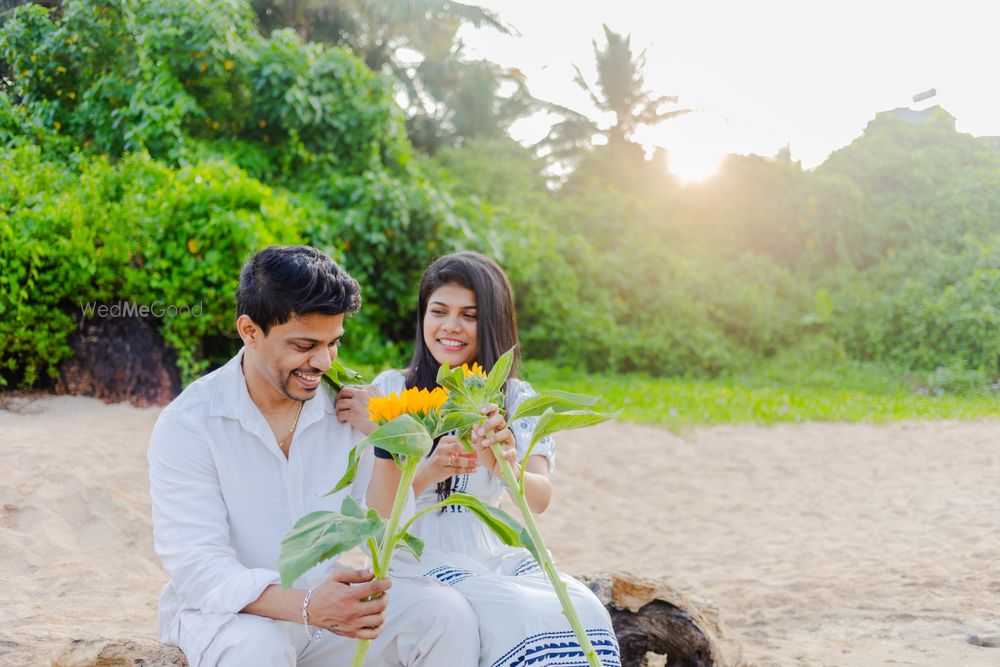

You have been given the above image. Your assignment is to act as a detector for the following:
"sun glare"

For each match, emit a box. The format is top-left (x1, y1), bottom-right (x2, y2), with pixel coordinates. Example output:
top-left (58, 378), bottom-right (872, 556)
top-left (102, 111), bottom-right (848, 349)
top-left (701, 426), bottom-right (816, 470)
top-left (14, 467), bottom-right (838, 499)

top-left (666, 148), bottom-right (725, 184)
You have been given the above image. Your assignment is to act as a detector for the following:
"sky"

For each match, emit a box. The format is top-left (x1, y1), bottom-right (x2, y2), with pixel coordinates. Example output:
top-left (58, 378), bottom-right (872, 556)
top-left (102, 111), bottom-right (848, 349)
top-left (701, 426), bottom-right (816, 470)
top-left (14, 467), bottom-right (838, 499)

top-left (458, 0), bottom-right (1000, 182)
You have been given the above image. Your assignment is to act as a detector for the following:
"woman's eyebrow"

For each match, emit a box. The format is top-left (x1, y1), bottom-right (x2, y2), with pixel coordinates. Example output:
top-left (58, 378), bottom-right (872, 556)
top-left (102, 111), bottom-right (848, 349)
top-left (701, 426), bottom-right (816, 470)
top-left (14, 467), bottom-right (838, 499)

top-left (429, 300), bottom-right (477, 309)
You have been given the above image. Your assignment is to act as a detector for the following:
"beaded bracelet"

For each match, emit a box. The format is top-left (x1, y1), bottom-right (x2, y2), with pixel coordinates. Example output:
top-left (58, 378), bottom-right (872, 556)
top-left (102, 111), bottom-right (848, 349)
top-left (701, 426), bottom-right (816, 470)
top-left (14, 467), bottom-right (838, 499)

top-left (302, 587), bottom-right (323, 642)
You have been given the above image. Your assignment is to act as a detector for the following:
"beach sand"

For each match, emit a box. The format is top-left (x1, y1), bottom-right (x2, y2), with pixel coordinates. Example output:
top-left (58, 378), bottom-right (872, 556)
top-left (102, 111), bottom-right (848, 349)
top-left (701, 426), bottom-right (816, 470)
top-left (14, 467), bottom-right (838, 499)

top-left (1, 394), bottom-right (998, 666)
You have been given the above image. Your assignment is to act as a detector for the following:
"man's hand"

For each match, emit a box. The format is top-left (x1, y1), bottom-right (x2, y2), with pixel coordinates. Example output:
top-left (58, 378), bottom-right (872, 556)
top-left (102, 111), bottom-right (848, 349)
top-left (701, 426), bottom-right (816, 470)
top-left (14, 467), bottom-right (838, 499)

top-left (335, 385), bottom-right (378, 435)
top-left (307, 568), bottom-right (391, 640)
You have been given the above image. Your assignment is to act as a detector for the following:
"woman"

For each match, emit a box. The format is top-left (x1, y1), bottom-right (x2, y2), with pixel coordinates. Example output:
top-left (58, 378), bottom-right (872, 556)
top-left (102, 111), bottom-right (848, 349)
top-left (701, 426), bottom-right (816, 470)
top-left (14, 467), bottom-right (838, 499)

top-left (336, 252), bottom-right (621, 667)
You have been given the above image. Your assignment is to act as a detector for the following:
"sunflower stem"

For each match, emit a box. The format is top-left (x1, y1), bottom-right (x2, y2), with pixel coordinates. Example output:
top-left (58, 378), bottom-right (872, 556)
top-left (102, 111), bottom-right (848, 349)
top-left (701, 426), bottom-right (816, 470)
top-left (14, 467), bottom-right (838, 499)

top-left (491, 444), bottom-right (605, 667)
top-left (350, 456), bottom-right (420, 667)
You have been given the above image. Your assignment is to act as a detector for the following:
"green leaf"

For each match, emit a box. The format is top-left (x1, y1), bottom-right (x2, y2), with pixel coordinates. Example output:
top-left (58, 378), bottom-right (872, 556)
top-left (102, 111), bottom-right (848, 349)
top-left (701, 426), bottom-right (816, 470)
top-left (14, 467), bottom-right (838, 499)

top-left (396, 531), bottom-right (425, 561)
top-left (322, 358), bottom-right (364, 392)
top-left (326, 442), bottom-right (363, 495)
top-left (433, 409), bottom-right (483, 438)
top-left (339, 495), bottom-right (367, 519)
top-left (441, 493), bottom-right (528, 548)
top-left (510, 390), bottom-right (602, 422)
top-left (523, 408), bottom-right (617, 462)
top-left (364, 413), bottom-right (434, 458)
top-left (485, 345), bottom-right (516, 397)
top-left (436, 362), bottom-right (467, 394)
top-left (325, 414), bottom-right (433, 495)
top-left (278, 497), bottom-right (385, 588)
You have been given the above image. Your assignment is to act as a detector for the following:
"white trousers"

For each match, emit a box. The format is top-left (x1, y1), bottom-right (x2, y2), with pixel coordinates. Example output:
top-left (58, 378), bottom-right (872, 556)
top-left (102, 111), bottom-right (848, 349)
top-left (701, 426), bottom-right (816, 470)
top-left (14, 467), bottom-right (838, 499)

top-left (182, 577), bottom-right (479, 667)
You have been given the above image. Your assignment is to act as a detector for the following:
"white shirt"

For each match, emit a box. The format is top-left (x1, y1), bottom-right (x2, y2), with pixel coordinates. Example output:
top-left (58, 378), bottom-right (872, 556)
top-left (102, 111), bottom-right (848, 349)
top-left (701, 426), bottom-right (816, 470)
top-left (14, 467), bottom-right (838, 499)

top-left (147, 349), bottom-right (372, 653)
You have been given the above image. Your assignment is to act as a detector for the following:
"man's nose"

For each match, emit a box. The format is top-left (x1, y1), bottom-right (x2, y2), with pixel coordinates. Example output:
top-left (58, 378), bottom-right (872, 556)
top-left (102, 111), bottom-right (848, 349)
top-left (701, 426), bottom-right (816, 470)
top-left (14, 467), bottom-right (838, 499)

top-left (310, 346), bottom-right (334, 373)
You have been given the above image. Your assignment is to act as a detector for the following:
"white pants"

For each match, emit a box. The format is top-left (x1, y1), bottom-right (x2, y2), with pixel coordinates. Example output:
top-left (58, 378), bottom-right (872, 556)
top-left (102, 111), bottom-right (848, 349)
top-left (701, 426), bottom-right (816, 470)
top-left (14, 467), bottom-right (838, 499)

top-left (183, 577), bottom-right (479, 667)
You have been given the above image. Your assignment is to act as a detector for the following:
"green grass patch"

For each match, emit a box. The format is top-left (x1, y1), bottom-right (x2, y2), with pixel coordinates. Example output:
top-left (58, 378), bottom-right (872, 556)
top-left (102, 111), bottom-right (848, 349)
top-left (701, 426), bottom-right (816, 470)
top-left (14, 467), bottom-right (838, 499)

top-left (520, 359), bottom-right (1000, 430)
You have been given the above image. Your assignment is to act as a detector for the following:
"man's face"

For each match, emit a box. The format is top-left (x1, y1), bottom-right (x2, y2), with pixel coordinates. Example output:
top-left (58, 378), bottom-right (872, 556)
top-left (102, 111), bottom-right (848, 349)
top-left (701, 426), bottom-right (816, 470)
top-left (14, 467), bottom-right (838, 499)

top-left (241, 312), bottom-right (345, 402)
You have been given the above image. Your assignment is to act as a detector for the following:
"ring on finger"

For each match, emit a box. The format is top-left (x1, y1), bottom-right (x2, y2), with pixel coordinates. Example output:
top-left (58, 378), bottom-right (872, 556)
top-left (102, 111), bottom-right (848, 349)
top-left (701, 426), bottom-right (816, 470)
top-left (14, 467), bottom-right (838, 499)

top-left (449, 454), bottom-right (457, 468)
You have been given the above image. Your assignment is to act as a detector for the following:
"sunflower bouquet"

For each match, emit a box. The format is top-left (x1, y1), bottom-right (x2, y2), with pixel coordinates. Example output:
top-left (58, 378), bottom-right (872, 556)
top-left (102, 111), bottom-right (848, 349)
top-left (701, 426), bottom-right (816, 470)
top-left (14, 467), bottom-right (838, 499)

top-left (279, 381), bottom-right (528, 666)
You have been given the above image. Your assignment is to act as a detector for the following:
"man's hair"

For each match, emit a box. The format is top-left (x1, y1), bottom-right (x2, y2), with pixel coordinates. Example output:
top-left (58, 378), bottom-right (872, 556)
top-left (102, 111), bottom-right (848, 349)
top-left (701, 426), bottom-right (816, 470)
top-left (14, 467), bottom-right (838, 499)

top-left (236, 245), bottom-right (361, 334)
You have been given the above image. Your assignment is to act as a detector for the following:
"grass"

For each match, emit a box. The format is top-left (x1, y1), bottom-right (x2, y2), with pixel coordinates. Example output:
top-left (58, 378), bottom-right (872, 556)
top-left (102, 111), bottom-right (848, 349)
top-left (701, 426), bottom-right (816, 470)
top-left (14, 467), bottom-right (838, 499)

top-left (520, 358), bottom-right (1000, 431)
top-left (342, 351), bottom-right (1000, 430)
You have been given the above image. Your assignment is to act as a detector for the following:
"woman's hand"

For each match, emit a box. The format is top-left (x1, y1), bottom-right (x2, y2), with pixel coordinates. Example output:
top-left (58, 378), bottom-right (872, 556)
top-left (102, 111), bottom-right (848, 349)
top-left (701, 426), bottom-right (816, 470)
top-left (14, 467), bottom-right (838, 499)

top-left (335, 385), bottom-right (379, 435)
top-left (412, 435), bottom-right (478, 496)
top-left (471, 403), bottom-right (517, 476)
top-left (424, 435), bottom-right (479, 482)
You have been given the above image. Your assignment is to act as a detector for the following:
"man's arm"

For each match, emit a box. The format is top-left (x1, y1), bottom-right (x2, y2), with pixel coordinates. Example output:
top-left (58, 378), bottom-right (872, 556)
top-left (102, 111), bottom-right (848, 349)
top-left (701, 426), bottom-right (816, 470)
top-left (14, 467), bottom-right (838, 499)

top-left (149, 409), bottom-right (391, 637)
top-left (148, 410), bottom-right (281, 614)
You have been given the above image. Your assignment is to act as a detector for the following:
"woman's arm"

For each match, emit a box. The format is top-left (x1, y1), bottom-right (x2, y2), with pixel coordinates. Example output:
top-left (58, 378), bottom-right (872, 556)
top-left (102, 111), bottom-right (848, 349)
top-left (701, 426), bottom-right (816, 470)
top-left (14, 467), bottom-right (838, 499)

top-left (519, 455), bottom-right (553, 513)
top-left (366, 458), bottom-right (402, 517)
top-left (472, 407), bottom-right (553, 513)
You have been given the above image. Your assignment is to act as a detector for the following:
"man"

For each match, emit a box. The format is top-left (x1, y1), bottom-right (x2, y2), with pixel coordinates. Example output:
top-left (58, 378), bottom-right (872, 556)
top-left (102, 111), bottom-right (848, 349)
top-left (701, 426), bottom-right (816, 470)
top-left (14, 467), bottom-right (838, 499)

top-left (148, 245), bottom-right (479, 666)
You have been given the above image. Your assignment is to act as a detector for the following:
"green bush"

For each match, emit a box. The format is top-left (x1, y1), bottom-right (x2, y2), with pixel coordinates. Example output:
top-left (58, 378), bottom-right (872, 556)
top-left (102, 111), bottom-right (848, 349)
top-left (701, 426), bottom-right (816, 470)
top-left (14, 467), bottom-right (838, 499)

top-left (833, 235), bottom-right (1000, 376)
top-left (0, 144), bottom-right (308, 387)
top-left (0, 144), bottom-right (122, 385)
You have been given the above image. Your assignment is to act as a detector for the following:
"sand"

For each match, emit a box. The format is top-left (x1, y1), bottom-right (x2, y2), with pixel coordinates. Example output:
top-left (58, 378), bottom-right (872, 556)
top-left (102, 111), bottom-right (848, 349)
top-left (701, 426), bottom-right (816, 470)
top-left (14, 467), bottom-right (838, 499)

top-left (1, 394), bottom-right (998, 666)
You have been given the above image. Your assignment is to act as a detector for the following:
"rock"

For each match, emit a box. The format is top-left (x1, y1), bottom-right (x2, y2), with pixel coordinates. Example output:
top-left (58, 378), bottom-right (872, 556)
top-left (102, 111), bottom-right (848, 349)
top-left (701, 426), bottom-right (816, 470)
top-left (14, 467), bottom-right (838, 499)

top-left (56, 313), bottom-right (181, 407)
top-left (967, 634), bottom-right (1000, 648)
top-left (580, 571), bottom-right (743, 667)
top-left (49, 637), bottom-right (187, 666)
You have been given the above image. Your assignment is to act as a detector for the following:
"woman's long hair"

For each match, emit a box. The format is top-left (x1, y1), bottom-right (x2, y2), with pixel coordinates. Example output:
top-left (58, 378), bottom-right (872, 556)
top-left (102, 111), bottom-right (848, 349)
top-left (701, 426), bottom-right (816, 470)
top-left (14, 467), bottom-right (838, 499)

top-left (403, 251), bottom-right (520, 502)
top-left (405, 251), bottom-right (520, 389)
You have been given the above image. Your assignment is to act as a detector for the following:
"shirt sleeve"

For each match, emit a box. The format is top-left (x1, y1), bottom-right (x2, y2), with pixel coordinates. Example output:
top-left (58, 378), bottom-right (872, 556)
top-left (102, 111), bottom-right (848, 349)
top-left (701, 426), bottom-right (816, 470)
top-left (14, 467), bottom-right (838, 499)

top-left (148, 409), bottom-right (280, 613)
top-left (506, 380), bottom-right (556, 473)
top-left (372, 369), bottom-right (406, 396)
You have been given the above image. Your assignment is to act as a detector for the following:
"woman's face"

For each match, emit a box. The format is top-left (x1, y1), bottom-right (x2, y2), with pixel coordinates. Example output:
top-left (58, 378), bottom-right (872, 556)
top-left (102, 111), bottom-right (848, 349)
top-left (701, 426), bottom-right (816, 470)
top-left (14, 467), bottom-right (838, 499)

top-left (423, 282), bottom-right (479, 369)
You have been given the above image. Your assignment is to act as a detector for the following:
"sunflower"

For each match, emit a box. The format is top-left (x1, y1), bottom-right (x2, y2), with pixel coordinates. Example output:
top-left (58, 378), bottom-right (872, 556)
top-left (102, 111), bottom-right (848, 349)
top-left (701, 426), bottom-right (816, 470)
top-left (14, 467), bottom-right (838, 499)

top-left (461, 362), bottom-right (486, 379)
top-left (368, 386), bottom-right (449, 425)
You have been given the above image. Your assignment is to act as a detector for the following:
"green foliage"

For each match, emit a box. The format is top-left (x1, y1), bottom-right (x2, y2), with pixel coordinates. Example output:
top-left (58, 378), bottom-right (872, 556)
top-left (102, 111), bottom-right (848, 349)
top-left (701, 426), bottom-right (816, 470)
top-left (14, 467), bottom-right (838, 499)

top-left (0, 144), bottom-right (305, 387)
top-left (0, 144), bottom-right (119, 386)
top-left (312, 166), bottom-right (476, 343)
top-left (1, 0), bottom-right (475, 387)
top-left (118, 156), bottom-right (302, 382)
top-left (4, 0), bottom-right (999, 404)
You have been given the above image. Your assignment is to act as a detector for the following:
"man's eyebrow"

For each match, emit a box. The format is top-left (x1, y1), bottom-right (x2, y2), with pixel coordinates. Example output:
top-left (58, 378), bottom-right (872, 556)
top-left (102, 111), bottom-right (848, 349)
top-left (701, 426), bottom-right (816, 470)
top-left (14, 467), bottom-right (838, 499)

top-left (289, 334), bottom-right (343, 344)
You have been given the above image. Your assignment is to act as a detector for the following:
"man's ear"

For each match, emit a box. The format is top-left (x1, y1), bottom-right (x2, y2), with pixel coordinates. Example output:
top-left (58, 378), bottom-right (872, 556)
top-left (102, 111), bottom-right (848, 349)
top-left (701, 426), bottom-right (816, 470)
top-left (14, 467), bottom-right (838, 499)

top-left (236, 314), bottom-right (260, 347)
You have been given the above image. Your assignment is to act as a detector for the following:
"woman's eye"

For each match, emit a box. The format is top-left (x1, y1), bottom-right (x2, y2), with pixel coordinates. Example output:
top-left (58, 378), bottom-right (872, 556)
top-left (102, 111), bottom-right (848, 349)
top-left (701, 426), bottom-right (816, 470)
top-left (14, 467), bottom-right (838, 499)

top-left (463, 313), bottom-right (477, 320)
top-left (295, 345), bottom-right (311, 352)
top-left (430, 309), bottom-right (447, 316)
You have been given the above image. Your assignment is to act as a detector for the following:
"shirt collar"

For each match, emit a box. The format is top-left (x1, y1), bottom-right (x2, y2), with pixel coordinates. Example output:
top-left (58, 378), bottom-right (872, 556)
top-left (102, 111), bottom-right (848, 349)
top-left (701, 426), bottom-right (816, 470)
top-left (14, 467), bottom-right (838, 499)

top-left (210, 348), bottom-right (336, 433)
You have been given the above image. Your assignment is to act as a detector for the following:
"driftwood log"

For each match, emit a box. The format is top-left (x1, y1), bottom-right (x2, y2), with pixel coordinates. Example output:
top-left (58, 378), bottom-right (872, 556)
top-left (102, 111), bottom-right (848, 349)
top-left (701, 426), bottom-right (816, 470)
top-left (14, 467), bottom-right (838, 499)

top-left (56, 313), bottom-right (181, 407)
top-left (581, 572), bottom-right (742, 667)
top-left (46, 572), bottom-right (739, 667)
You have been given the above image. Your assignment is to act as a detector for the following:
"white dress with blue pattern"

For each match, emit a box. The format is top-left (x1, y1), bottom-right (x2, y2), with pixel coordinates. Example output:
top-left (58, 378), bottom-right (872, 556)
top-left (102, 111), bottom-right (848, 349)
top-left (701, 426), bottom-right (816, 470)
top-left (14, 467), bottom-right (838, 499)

top-left (373, 370), bottom-right (621, 667)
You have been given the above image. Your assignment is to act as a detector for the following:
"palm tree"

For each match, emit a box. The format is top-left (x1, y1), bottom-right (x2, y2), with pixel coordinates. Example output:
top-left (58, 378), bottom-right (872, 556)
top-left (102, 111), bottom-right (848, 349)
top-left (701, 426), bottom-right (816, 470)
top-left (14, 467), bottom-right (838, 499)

top-left (540, 24), bottom-right (693, 164)
top-left (252, 0), bottom-right (527, 151)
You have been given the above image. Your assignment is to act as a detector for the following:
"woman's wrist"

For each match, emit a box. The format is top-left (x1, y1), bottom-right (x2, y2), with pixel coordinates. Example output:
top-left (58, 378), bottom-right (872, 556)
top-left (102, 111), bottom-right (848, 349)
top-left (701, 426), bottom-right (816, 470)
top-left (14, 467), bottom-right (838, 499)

top-left (412, 460), bottom-right (439, 497)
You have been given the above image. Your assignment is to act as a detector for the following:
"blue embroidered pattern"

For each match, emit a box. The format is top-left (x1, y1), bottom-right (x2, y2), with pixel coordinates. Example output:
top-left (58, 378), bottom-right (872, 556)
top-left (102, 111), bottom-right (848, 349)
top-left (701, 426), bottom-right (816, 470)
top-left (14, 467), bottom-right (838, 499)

top-left (512, 415), bottom-right (554, 456)
top-left (491, 629), bottom-right (621, 667)
top-left (512, 555), bottom-right (542, 577)
top-left (443, 473), bottom-right (471, 512)
top-left (424, 565), bottom-right (475, 586)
